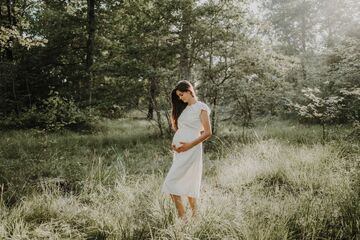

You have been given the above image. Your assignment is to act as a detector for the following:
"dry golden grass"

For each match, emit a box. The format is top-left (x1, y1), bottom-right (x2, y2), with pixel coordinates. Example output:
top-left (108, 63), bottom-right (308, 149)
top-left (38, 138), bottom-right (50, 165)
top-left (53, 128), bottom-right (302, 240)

top-left (0, 119), bottom-right (359, 239)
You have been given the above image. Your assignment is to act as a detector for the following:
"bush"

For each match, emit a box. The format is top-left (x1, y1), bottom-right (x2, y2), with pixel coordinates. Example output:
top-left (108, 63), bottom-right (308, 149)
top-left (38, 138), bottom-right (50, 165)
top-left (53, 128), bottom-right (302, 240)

top-left (96, 104), bottom-right (126, 119)
top-left (0, 91), bottom-right (97, 131)
top-left (41, 91), bottom-right (96, 131)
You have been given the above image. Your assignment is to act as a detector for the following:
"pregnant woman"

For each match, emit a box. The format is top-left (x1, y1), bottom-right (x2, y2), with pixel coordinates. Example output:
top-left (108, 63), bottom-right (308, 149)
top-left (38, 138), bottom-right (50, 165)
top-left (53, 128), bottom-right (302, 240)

top-left (162, 80), bottom-right (212, 219)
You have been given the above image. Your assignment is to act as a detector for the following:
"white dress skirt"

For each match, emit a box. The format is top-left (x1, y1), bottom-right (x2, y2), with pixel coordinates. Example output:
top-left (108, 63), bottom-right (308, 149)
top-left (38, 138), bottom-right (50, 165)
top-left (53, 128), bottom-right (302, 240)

top-left (162, 101), bottom-right (211, 198)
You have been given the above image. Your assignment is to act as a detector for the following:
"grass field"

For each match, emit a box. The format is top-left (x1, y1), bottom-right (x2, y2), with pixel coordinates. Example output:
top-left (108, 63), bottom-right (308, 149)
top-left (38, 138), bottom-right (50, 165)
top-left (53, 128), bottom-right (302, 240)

top-left (0, 118), bottom-right (359, 239)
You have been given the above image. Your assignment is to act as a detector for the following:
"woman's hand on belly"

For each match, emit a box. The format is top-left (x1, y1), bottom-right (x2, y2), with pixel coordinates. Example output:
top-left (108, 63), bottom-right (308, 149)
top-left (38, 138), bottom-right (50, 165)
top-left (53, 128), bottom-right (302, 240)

top-left (174, 141), bottom-right (193, 153)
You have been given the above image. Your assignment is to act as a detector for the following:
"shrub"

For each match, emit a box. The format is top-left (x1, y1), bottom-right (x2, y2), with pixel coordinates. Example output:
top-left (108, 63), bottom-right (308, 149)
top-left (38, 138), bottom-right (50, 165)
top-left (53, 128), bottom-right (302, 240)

top-left (0, 91), bottom-right (97, 131)
top-left (41, 90), bottom-right (95, 131)
top-left (292, 87), bottom-right (343, 143)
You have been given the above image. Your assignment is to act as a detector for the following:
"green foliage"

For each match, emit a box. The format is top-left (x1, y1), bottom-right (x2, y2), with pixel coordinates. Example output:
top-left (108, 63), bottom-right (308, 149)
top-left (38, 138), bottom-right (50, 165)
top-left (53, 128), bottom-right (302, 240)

top-left (261, 0), bottom-right (360, 126)
top-left (346, 121), bottom-right (360, 142)
top-left (291, 87), bottom-right (344, 143)
top-left (293, 87), bottom-right (343, 124)
top-left (0, 90), bottom-right (96, 131)
top-left (41, 90), bottom-right (96, 131)
top-left (0, 26), bottom-right (47, 50)
top-left (339, 88), bottom-right (360, 122)
top-left (0, 0), bottom-right (359, 133)
top-left (323, 36), bottom-right (360, 122)
top-left (263, 0), bottom-right (318, 55)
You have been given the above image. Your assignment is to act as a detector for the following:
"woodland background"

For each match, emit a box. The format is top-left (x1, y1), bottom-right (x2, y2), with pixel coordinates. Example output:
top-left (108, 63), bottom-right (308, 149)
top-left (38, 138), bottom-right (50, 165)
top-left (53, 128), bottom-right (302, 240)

top-left (1, 0), bottom-right (360, 239)
top-left (1, 0), bottom-right (359, 134)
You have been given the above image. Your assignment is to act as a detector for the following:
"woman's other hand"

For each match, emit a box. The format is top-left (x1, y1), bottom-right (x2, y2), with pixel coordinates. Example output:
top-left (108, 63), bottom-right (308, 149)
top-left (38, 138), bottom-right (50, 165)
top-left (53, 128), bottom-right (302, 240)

top-left (175, 141), bottom-right (193, 153)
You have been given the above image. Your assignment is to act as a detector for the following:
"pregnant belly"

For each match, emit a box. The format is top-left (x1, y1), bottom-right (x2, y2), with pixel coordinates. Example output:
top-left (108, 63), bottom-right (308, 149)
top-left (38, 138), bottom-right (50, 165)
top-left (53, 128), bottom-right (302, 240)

top-left (172, 129), bottom-right (200, 148)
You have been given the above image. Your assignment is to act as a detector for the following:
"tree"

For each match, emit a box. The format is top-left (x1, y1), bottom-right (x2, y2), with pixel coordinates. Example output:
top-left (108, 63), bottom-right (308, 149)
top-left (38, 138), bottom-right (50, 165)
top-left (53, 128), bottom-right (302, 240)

top-left (85, 0), bottom-right (96, 105)
top-left (263, 0), bottom-right (319, 85)
top-left (0, 0), bottom-right (47, 115)
top-left (293, 87), bottom-right (343, 144)
top-left (94, 0), bottom-right (181, 135)
top-left (194, 0), bottom-right (246, 134)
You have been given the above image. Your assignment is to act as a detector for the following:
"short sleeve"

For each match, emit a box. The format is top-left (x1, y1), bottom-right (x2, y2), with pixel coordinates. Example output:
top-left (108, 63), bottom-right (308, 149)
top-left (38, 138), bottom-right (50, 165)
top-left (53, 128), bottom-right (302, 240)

top-left (198, 101), bottom-right (211, 116)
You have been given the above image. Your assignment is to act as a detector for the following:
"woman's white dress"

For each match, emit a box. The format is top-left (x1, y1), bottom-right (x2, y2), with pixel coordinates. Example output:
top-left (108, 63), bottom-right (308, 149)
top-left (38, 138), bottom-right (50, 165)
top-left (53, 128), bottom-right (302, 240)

top-left (162, 101), bottom-right (211, 198)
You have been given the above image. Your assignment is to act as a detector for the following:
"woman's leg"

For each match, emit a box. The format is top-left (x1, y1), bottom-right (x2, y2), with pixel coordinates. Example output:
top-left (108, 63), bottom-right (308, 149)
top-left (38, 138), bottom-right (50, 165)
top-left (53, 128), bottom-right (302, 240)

top-left (170, 194), bottom-right (185, 219)
top-left (187, 196), bottom-right (197, 217)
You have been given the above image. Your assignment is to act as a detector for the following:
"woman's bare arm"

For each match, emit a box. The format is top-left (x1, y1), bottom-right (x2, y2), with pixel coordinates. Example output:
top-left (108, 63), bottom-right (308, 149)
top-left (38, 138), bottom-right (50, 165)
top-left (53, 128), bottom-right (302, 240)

top-left (174, 110), bottom-right (212, 153)
top-left (189, 110), bottom-right (212, 147)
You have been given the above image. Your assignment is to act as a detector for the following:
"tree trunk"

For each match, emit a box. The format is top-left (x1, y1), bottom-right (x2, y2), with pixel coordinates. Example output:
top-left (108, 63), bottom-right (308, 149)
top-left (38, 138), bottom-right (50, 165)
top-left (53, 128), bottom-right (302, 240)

top-left (85, 0), bottom-right (95, 105)
top-left (301, 60), bottom-right (306, 83)
top-left (322, 123), bottom-right (326, 145)
top-left (6, 0), bottom-right (19, 114)
top-left (164, 110), bottom-right (172, 136)
top-left (243, 94), bottom-right (252, 125)
top-left (6, 0), bottom-right (14, 61)
top-left (154, 100), bottom-right (164, 137)
top-left (208, 21), bottom-right (217, 134)
top-left (211, 93), bottom-right (217, 135)
top-left (300, 4), bottom-right (307, 82)
top-left (147, 101), bottom-right (154, 120)
top-left (25, 77), bottom-right (32, 108)
top-left (0, 2), bottom-right (2, 58)
top-left (147, 78), bottom-right (156, 120)
top-left (179, 1), bottom-right (192, 80)
top-left (159, 78), bottom-right (173, 136)
top-left (148, 77), bottom-right (164, 136)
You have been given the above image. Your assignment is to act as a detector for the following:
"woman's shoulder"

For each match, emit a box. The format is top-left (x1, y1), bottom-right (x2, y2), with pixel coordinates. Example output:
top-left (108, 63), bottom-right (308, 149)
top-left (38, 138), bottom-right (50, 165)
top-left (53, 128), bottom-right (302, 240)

top-left (196, 101), bottom-right (211, 114)
top-left (196, 100), bottom-right (209, 106)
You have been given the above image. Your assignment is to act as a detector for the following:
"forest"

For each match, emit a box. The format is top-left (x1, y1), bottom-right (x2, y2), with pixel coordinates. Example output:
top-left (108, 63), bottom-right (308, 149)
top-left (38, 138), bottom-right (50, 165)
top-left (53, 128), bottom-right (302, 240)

top-left (1, 0), bottom-right (359, 133)
top-left (0, 0), bottom-right (360, 239)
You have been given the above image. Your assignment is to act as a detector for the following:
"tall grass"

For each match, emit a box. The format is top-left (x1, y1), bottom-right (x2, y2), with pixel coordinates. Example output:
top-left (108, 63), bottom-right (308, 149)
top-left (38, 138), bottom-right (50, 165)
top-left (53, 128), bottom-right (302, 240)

top-left (0, 118), bottom-right (359, 239)
top-left (0, 118), bottom-right (170, 205)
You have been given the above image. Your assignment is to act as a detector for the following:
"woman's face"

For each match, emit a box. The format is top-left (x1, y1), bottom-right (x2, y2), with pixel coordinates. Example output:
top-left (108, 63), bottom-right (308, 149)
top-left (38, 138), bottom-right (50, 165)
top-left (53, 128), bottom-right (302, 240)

top-left (176, 90), bottom-right (192, 103)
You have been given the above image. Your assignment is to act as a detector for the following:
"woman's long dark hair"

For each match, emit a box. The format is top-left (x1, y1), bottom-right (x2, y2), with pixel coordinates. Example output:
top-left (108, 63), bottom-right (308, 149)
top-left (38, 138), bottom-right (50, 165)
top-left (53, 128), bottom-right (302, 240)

top-left (171, 80), bottom-right (197, 130)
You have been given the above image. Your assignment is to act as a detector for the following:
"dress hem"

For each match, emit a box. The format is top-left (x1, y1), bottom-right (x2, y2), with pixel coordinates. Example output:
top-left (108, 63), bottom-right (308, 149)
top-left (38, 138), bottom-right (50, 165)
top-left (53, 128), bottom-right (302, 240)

top-left (162, 189), bottom-right (199, 198)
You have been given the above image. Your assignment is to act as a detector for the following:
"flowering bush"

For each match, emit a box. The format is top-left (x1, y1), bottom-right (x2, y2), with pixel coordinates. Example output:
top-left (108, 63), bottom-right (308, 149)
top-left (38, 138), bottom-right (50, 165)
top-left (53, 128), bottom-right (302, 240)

top-left (292, 88), bottom-right (344, 143)
top-left (294, 88), bottom-right (344, 124)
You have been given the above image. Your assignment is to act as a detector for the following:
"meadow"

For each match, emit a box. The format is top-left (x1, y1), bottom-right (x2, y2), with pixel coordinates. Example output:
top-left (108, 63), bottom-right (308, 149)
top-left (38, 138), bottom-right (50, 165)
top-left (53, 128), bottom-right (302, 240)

top-left (0, 117), bottom-right (359, 239)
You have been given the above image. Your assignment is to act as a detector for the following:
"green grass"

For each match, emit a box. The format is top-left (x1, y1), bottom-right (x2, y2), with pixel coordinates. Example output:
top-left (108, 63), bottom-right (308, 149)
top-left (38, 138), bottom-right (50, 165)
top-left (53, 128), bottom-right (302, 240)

top-left (0, 118), bottom-right (359, 239)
